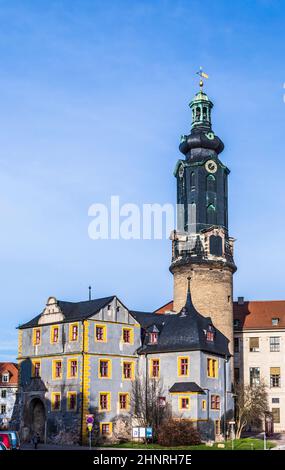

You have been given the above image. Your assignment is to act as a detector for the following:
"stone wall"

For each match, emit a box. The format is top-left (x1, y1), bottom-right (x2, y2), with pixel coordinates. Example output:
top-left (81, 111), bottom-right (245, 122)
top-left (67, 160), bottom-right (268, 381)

top-left (172, 262), bottom-right (234, 355)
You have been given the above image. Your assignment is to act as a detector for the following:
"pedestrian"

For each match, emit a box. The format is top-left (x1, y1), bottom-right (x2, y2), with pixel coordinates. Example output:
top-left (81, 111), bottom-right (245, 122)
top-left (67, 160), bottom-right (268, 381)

top-left (32, 433), bottom-right (39, 450)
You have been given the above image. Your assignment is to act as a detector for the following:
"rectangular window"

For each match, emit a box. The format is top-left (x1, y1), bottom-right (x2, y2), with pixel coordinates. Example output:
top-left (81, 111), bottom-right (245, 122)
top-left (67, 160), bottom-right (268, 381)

top-left (51, 392), bottom-right (61, 411)
top-left (51, 325), bottom-right (59, 344)
top-left (99, 359), bottom-right (112, 379)
top-left (150, 359), bottom-right (160, 378)
top-left (33, 361), bottom-right (41, 378)
top-left (67, 358), bottom-right (78, 379)
top-left (270, 337), bottom-right (280, 352)
top-left (215, 420), bottom-right (221, 435)
top-left (249, 337), bottom-right (259, 352)
top-left (211, 395), bottom-right (220, 410)
top-left (249, 367), bottom-right (260, 386)
top-left (206, 330), bottom-right (214, 342)
top-left (99, 392), bottom-right (111, 411)
top-left (100, 422), bottom-right (112, 436)
top-left (1, 390), bottom-right (6, 398)
top-left (122, 327), bottom-right (133, 344)
top-left (158, 396), bottom-right (166, 407)
top-left (234, 337), bottom-right (240, 353)
top-left (95, 324), bottom-right (107, 342)
top-left (149, 332), bottom-right (158, 344)
top-left (122, 361), bottom-right (134, 380)
top-left (119, 393), bottom-right (129, 410)
top-left (207, 358), bottom-right (218, 378)
top-left (272, 318), bottom-right (279, 326)
top-left (234, 368), bottom-right (240, 384)
top-left (272, 398), bottom-right (280, 404)
top-left (67, 392), bottom-right (77, 411)
top-left (2, 374), bottom-right (8, 383)
top-left (179, 396), bottom-right (190, 410)
top-left (52, 360), bottom-right (62, 379)
top-left (272, 408), bottom-right (280, 423)
top-left (33, 328), bottom-right (41, 346)
top-left (69, 323), bottom-right (79, 342)
top-left (178, 357), bottom-right (189, 377)
top-left (234, 319), bottom-right (240, 328)
top-left (270, 367), bottom-right (281, 388)
top-left (1, 405), bottom-right (6, 414)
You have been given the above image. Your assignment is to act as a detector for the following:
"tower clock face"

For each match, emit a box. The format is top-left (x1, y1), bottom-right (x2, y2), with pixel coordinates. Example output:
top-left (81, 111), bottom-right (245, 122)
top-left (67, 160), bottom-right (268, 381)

top-left (205, 160), bottom-right (218, 174)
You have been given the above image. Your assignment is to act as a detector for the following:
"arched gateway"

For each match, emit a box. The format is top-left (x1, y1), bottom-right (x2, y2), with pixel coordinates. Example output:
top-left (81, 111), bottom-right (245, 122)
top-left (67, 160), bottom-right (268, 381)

top-left (29, 398), bottom-right (45, 441)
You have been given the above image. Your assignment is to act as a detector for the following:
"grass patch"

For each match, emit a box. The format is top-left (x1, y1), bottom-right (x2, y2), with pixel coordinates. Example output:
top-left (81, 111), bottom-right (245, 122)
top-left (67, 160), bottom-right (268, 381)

top-left (103, 438), bottom-right (275, 451)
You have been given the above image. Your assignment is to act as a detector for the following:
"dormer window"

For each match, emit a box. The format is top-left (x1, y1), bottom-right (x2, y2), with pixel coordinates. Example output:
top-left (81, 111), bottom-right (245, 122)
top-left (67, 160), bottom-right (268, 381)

top-left (206, 331), bottom-right (214, 342)
top-left (149, 332), bottom-right (158, 344)
top-left (206, 325), bottom-right (215, 342)
top-left (272, 318), bottom-right (279, 326)
top-left (2, 373), bottom-right (9, 383)
top-left (234, 319), bottom-right (240, 328)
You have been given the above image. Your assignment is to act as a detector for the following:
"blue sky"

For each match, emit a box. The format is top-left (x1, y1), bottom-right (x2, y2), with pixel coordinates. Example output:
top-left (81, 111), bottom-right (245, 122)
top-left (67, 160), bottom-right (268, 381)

top-left (0, 0), bottom-right (284, 361)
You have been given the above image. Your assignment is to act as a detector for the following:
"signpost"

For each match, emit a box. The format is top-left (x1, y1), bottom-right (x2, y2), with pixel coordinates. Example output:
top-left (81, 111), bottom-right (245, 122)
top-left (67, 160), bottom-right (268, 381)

top-left (132, 426), bottom-right (149, 440)
top-left (146, 427), bottom-right (153, 439)
top-left (86, 414), bottom-right (94, 449)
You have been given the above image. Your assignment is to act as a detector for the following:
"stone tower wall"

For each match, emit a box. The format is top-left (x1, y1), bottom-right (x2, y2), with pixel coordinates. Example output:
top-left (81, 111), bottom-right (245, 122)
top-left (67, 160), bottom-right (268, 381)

top-left (172, 262), bottom-right (234, 354)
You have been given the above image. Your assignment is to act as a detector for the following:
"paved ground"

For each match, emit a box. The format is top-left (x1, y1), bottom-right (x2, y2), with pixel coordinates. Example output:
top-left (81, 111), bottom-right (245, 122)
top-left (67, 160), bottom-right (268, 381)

top-left (243, 432), bottom-right (285, 450)
top-left (22, 443), bottom-right (100, 450)
top-left (21, 433), bottom-right (285, 451)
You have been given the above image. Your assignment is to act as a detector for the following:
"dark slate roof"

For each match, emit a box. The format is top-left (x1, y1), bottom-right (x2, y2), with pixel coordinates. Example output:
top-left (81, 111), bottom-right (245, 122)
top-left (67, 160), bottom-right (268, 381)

top-left (169, 382), bottom-right (205, 394)
top-left (135, 284), bottom-right (230, 357)
top-left (131, 311), bottom-right (166, 329)
top-left (19, 296), bottom-right (115, 329)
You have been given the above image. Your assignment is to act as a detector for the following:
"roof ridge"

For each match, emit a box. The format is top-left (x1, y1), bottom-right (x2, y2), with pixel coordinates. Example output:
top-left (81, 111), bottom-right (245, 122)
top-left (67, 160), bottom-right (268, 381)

top-left (58, 295), bottom-right (115, 305)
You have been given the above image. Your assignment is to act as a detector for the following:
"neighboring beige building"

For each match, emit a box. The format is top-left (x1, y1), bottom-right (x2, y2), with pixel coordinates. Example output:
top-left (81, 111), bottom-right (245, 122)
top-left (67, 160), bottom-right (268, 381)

top-left (234, 298), bottom-right (285, 432)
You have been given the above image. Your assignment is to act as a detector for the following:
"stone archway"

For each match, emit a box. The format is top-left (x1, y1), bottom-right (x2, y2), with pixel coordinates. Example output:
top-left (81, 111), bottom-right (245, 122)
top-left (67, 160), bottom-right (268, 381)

top-left (29, 398), bottom-right (45, 441)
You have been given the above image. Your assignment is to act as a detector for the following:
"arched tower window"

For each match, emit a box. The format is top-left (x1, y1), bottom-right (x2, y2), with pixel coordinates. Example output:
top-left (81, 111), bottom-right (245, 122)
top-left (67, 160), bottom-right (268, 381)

top-left (207, 204), bottom-right (216, 226)
top-left (190, 171), bottom-right (195, 190)
top-left (203, 106), bottom-right (208, 121)
top-left (207, 174), bottom-right (216, 192)
top-left (195, 106), bottom-right (201, 121)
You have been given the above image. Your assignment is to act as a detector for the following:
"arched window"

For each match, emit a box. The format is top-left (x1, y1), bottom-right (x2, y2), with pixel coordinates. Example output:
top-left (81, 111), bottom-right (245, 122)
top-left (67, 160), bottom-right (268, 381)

top-left (207, 204), bottom-right (216, 226)
top-left (190, 171), bottom-right (195, 190)
top-left (196, 106), bottom-right (201, 121)
top-left (207, 174), bottom-right (216, 192)
top-left (203, 106), bottom-right (207, 120)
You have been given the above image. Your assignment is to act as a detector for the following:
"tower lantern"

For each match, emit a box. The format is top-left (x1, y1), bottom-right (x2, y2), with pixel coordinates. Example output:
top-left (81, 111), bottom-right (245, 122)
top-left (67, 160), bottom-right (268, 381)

top-left (190, 90), bottom-right (213, 130)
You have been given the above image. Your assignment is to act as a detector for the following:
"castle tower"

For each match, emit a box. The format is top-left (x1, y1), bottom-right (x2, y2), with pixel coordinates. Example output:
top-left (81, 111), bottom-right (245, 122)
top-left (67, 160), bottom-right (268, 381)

top-left (170, 80), bottom-right (236, 352)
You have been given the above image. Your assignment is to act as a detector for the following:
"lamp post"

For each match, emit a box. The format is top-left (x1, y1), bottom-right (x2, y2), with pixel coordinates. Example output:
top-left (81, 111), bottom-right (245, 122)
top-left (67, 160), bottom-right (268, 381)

top-left (263, 431), bottom-right (267, 451)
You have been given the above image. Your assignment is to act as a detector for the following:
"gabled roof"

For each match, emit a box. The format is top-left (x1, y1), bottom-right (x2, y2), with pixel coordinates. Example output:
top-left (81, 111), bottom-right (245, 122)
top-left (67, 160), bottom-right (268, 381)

top-left (136, 283), bottom-right (230, 357)
top-left (234, 300), bottom-right (285, 330)
top-left (169, 382), bottom-right (205, 394)
top-left (155, 301), bottom-right (174, 314)
top-left (131, 311), bottom-right (167, 329)
top-left (19, 296), bottom-right (115, 329)
top-left (0, 362), bottom-right (18, 386)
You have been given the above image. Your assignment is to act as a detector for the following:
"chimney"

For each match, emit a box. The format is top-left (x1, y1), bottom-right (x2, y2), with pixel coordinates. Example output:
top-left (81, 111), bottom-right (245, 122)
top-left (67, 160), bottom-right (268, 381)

top-left (237, 296), bottom-right (244, 305)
